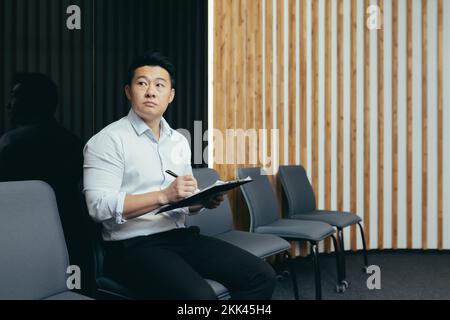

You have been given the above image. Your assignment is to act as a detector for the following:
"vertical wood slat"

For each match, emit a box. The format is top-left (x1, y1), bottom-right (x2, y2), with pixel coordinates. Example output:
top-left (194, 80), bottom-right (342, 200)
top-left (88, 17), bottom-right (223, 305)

top-left (256, 0), bottom-right (263, 168)
top-left (221, 0), bottom-right (231, 209)
top-left (266, 0), bottom-right (274, 179)
top-left (300, 0), bottom-right (307, 168)
top-left (378, 0), bottom-right (384, 249)
top-left (277, 0), bottom-right (285, 168)
top-left (324, 0), bottom-right (332, 252)
top-left (350, 0), bottom-right (358, 251)
top-left (364, 0), bottom-right (371, 249)
top-left (406, 0), bottom-right (413, 249)
top-left (311, 0), bottom-right (319, 205)
top-left (422, 0), bottom-right (428, 249)
top-left (337, 0), bottom-right (344, 212)
top-left (289, 0), bottom-right (296, 165)
top-left (392, 0), bottom-right (399, 249)
top-left (213, 0), bottom-right (221, 177)
top-left (437, 0), bottom-right (443, 250)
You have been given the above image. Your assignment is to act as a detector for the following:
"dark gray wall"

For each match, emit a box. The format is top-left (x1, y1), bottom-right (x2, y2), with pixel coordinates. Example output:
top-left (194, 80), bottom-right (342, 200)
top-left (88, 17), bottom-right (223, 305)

top-left (0, 0), bottom-right (208, 163)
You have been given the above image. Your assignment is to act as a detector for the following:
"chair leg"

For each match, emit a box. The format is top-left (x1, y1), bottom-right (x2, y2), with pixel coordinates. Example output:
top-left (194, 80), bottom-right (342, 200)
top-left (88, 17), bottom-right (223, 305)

top-left (330, 234), bottom-right (344, 285)
top-left (310, 241), bottom-right (322, 300)
top-left (357, 222), bottom-right (369, 271)
top-left (284, 251), bottom-right (299, 300)
top-left (337, 228), bottom-right (347, 280)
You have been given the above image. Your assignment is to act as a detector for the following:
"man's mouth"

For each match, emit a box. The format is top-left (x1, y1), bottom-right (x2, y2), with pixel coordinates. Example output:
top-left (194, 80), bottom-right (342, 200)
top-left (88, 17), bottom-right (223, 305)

top-left (143, 101), bottom-right (158, 107)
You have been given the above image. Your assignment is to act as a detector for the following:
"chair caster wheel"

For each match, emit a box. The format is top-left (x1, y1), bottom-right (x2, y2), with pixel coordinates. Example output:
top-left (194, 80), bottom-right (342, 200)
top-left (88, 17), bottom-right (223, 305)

top-left (341, 280), bottom-right (349, 288)
top-left (336, 284), bottom-right (346, 293)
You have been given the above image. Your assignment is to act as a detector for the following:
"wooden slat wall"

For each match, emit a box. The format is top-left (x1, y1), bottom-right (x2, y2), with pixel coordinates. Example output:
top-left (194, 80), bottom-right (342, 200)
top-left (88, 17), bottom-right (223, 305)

top-left (212, 0), bottom-right (448, 252)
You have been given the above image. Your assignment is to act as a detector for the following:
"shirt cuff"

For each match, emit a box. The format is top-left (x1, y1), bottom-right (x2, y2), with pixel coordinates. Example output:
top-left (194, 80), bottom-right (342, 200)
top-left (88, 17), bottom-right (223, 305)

top-left (114, 191), bottom-right (127, 224)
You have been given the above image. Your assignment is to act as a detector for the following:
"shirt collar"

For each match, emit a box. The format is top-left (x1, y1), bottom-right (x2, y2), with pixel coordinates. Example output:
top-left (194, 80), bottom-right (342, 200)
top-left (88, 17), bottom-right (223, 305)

top-left (127, 108), bottom-right (173, 139)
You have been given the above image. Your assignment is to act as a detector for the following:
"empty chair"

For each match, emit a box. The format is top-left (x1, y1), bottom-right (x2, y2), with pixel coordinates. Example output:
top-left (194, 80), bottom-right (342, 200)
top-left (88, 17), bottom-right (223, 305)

top-left (237, 167), bottom-right (343, 300)
top-left (278, 165), bottom-right (368, 287)
top-left (0, 181), bottom-right (92, 300)
top-left (187, 168), bottom-right (299, 299)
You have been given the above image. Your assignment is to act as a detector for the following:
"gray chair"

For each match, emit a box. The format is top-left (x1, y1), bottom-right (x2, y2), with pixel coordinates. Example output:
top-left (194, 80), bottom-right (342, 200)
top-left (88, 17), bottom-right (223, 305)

top-left (187, 168), bottom-right (299, 299)
top-left (237, 167), bottom-right (344, 300)
top-left (278, 165), bottom-right (368, 285)
top-left (0, 180), bottom-right (92, 300)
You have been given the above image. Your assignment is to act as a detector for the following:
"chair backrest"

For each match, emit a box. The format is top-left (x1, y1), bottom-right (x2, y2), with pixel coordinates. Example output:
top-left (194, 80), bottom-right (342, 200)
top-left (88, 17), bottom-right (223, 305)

top-left (237, 167), bottom-right (280, 231)
top-left (0, 181), bottom-right (70, 299)
top-left (278, 165), bottom-right (316, 216)
top-left (186, 168), bottom-right (233, 236)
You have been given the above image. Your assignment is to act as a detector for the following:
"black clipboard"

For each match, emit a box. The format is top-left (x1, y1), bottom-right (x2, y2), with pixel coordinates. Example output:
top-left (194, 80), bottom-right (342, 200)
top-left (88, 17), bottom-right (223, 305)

top-left (154, 176), bottom-right (252, 214)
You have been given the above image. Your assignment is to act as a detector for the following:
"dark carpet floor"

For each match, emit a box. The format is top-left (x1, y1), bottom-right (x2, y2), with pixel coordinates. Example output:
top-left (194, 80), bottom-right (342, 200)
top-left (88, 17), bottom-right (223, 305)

top-left (272, 250), bottom-right (450, 300)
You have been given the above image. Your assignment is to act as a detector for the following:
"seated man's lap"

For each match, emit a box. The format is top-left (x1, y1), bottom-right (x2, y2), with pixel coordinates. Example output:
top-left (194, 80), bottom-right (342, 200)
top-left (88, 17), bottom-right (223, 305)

top-left (104, 227), bottom-right (276, 299)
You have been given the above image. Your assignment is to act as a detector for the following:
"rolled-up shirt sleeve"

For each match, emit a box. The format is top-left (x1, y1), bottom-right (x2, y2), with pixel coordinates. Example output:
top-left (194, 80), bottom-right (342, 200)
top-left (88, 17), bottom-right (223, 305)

top-left (83, 134), bottom-right (127, 224)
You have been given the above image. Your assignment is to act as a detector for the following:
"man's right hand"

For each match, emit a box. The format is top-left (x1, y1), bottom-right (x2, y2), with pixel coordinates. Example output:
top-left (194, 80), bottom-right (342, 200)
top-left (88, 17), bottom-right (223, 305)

top-left (160, 175), bottom-right (198, 204)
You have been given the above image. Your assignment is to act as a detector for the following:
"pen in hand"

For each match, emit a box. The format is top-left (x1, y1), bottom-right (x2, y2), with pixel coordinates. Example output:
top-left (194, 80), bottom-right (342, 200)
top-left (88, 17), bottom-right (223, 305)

top-left (165, 169), bottom-right (178, 178)
top-left (165, 169), bottom-right (200, 194)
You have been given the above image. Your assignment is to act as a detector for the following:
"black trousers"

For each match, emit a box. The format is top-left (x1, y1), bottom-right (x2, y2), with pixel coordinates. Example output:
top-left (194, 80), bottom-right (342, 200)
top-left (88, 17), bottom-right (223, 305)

top-left (104, 226), bottom-right (276, 300)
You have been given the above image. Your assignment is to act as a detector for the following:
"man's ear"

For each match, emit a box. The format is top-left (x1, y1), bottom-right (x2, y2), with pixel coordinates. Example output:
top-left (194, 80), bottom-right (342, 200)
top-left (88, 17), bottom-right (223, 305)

top-left (124, 85), bottom-right (131, 100)
top-left (169, 88), bottom-right (175, 104)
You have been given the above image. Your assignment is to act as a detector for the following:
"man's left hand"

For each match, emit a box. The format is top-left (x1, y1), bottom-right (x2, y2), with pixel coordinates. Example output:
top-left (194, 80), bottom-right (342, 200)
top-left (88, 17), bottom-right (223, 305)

top-left (202, 194), bottom-right (225, 209)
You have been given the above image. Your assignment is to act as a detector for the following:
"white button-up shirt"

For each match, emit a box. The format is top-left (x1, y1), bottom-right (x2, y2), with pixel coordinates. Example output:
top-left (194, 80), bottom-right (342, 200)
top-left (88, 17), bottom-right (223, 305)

top-left (83, 108), bottom-right (193, 241)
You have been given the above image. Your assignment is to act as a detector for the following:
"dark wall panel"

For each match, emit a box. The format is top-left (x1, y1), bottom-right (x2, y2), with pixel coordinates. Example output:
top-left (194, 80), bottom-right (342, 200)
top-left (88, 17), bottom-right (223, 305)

top-left (93, 0), bottom-right (208, 155)
top-left (1, 0), bottom-right (208, 165)
top-left (0, 0), bottom-right (94, 142)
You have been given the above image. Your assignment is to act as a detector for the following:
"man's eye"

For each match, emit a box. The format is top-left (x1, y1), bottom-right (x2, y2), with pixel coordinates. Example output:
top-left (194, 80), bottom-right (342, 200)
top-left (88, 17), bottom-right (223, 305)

top-left (156, 83), bottom-right (165, 88)
top-left (138, 81), bottom-right (147, 86)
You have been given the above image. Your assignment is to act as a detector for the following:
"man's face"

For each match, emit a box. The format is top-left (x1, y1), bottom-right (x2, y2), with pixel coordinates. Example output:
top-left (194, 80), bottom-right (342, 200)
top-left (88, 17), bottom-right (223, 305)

top-left (125, 65), bottom-right (175, 123)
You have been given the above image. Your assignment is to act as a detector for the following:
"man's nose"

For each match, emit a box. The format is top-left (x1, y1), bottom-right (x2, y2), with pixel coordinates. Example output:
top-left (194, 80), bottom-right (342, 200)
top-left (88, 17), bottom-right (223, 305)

top-left (145, 83), bottom-right (157, 97)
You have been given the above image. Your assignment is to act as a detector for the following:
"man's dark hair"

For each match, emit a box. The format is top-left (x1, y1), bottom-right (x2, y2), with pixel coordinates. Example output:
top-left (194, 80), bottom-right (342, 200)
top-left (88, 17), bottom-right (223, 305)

top-left (13, 72), bottom-right (58, 118)
top-left (126, 52), bottom-right (176, 89)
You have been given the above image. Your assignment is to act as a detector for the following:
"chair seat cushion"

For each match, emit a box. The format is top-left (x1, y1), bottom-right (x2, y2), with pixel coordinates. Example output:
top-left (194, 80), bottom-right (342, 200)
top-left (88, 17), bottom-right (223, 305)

top-left (44, 291), bottom-right (93, 300)
top-left (292, 210), bottom-right (361, 228)
top-left (215, 230), bottom-right (290, 259)
top-left (205, 279), bottom-right (230, 300)
top-left (97, 276), bottom-right (230, 300)
top-left (255, 219), bottom-right (335, 241)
